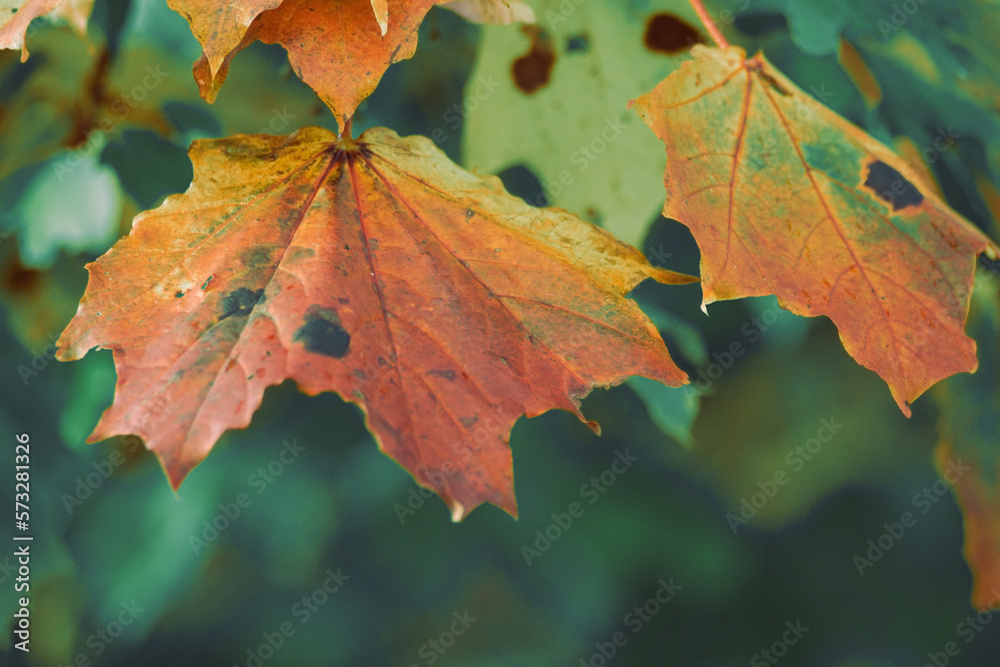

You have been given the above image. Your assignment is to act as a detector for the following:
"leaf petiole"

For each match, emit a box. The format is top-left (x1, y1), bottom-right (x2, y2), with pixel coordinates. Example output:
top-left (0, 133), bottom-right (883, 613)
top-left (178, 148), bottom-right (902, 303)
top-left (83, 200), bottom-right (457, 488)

top-left (687, 0), bottom-right (730, 49)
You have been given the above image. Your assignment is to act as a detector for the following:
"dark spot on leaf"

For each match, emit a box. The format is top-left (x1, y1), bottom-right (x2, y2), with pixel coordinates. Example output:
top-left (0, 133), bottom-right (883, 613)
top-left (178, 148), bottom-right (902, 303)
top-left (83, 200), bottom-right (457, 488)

top-left (242, 246), bottom-right (272, 267)
top-left (175, 291), bottom-right (185, 298)
top-left (288, 246), bottom-right (316, 262)
top-left (512, 26), bottom-right (556, 95)
top-left (219, 288), bottom-right (264, 320)
top-left (201, 276), bottom-right (213, 290)
top-left (427, 369), bottom-right (457, 380)
top-left (864, 160), bottom-right (924, 210)
top-left (295, 307), bottom-right (350, 358)
top-left (644, 13), bottom-right (703, 54)
top-left (566, 34), bottom-right (589, 52)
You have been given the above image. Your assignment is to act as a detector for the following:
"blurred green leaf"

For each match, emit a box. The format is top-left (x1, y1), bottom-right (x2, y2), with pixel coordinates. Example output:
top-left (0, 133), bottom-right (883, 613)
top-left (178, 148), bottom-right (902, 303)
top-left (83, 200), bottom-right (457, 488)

top-left (6, 150), bottom-right (122, 268)
top-left (627, 377), bottom-right (701, 448)
top-left (463, 0), bottom-right (704, 245)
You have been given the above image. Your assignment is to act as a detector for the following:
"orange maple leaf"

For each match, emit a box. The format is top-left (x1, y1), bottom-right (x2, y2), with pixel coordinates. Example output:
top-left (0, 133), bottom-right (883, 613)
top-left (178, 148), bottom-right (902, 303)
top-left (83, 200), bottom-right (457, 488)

top-left (633, 45), bottom-right (999, 416)
top-left (370, 0), bottom-right (389, 35)
top-left (56, 126), bottom-right (694, 520)
top-left (184, 0), bottom-right (450, 131)
top-left (932, 272), bottom-right (1000, 610)
top-left (166, 0), bottom-right (284, 77)
top-left (1, 0), bottom-right (62, 60)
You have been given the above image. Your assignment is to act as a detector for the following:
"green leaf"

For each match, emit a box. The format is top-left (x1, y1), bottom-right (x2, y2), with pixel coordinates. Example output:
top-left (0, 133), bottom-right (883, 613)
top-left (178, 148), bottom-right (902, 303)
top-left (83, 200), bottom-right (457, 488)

top-left (462, 0), bottom-right (704, 245)
top-left (6, 150), bottom-right (122, 268)
top-left (628, 376), bottom-right (701, 448)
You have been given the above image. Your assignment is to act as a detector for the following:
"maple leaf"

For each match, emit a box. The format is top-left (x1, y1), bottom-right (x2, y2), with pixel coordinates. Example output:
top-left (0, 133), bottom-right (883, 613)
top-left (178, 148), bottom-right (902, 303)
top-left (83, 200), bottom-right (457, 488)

top-left (933, 270), bottom-right (1000, 609)
top-left (632, 45), bottom-right (1000, 416)
top-left (371, 0), bottom-right (533, 36)
top-left (1, 0), bottom-right (62, 60)
top-left (442, 0), bottom-right (535, 24)
top-left (370, 0), bottom-right (389, 35)
top-left (165, 0), bottom-right (284, 78)
top-left (55, 126), bottom-right (694, 521)
top-left (184, 0), bottom-right (451, 131)
top-left (462, 0), bottom-right (707, 247)
top-left (47, 0), bottom-right (91, 37)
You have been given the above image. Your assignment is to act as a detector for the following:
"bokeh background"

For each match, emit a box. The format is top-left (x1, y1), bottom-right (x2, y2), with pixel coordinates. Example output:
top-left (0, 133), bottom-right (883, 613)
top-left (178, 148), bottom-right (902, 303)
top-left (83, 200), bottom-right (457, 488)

top-left (2, 0), bottom-right (999, 665)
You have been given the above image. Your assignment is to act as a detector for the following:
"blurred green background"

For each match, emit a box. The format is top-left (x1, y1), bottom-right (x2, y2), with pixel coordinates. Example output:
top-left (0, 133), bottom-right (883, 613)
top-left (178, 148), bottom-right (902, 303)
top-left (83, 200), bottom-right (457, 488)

top-left (2, 0), bottom-right (999, 665)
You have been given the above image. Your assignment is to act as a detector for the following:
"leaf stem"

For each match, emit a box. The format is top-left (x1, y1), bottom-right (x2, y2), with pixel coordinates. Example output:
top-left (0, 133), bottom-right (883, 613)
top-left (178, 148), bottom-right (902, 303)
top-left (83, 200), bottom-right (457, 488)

top-left (688, 0), bottom-right (729, 49)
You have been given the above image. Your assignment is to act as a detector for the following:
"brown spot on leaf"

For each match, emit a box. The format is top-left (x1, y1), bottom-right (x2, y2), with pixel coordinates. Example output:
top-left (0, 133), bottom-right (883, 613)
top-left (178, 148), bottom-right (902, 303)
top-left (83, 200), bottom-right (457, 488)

top-left (512, 26), bottom-right (556, 95)
top-left (864, 160), bottom-right (924, 210)
top-left (644, 13), bottom-right (703, 54)
top-left (242, 246), bottom-right (273, 267)
top-left (295, 306), bottom-right (350, 358)
top-left (219, 288), bottom-right (264, 321)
